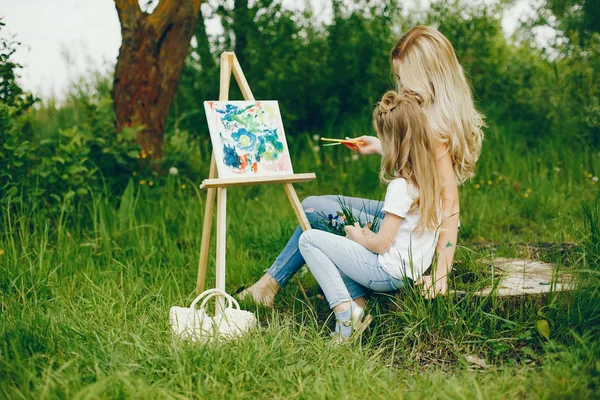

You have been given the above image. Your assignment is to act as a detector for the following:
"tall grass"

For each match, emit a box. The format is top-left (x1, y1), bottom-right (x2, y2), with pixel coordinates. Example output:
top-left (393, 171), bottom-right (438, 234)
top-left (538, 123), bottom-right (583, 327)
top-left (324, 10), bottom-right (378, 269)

top-left (2, 120), bottom-right (600, 398)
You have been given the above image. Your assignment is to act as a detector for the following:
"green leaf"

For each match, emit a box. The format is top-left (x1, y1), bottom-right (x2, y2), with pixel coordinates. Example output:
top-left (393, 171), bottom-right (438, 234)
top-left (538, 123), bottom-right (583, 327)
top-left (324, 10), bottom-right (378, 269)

top-left (536, 320), bottom-right (550, 341)
top-left (63, 191), bottom-right (75, 201)
top-left (67, 165), bottom-right (87, 175)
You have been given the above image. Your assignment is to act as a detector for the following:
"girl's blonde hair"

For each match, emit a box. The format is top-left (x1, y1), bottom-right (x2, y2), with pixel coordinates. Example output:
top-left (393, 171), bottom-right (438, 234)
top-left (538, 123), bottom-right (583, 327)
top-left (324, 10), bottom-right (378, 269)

top-left (391, 25), bottom-right (485, 183)
top-left (374, 90), bottom-right (442, 231)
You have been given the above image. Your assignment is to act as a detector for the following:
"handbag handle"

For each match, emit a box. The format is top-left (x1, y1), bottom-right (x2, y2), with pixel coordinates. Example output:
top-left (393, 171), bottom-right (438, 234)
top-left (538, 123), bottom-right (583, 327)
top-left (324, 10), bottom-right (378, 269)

top-left (199, 289), bottom-right (241, 312)
top-left (189, 288), bottom-right (229, 310)
top-left (189, 288), bottom-right (240, 312)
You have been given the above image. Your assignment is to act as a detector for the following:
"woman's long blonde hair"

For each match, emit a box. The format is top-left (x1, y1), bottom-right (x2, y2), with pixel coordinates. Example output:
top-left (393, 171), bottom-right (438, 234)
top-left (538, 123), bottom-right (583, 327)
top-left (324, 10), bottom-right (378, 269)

top-left (374, 91), bottom-right (441, 231)
top-left (391, 25), bottom-right (485, 183)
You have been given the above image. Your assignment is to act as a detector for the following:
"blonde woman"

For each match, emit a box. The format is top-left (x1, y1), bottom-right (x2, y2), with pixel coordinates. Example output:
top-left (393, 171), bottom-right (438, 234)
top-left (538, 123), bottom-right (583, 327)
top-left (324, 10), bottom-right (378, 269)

top-left (238, 25), bottom-right (484, 305)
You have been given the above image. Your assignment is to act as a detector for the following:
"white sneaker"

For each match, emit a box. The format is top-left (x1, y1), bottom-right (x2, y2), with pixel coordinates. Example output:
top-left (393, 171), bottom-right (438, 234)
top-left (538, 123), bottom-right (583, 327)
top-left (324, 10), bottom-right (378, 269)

top-left (330, 305), bottom-right (373, 344)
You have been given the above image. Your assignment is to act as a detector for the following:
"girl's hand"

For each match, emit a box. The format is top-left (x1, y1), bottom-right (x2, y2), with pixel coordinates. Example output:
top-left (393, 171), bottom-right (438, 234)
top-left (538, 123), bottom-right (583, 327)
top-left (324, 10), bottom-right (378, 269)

top-left (344, 222), bottom-right (365, 243)
top-left (414, 274), bottom-right (448, 300)
top-left (342, 135), bottom-right (383, 155)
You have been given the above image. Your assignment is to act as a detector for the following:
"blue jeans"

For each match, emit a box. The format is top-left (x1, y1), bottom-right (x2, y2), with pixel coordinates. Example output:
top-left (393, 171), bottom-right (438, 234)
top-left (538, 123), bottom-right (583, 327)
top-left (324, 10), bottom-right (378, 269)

top-left (266, 195), bottom-right (385, 297)
top-left (298, 229), bottom-right (407, 308)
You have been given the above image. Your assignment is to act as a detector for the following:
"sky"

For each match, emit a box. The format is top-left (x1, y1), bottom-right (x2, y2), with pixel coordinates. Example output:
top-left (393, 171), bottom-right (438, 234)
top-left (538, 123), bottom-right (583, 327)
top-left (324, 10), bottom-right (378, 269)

top-left (2, 0), bottom-right (551, 101)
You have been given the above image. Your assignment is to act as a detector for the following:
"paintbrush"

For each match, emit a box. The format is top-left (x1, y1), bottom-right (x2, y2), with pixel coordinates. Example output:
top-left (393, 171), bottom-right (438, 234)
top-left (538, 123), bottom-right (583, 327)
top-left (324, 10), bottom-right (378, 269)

top-left (320, 138), bottom-right (365, 146)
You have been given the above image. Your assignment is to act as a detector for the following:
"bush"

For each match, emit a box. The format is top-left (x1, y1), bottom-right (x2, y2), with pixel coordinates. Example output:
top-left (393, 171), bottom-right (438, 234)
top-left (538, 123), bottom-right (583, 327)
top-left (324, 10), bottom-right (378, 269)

top-left (0, 20), bottom-right (140, 210)
top-left (0, 18), bottom-right (36, 198)
top-left (174, 0), bottom-right (598, 152)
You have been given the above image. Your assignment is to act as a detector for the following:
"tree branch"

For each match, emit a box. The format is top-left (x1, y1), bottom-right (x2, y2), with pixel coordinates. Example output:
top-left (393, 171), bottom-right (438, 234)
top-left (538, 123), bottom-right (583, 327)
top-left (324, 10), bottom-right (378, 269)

top-left (148, 0), bottom-right (180, 34)
top-left (114, 0), bottom-right (142, 26)
top-left (192, 0), bottom-right (202, 13)
top-left (149, 0), bottom-right (202, 35)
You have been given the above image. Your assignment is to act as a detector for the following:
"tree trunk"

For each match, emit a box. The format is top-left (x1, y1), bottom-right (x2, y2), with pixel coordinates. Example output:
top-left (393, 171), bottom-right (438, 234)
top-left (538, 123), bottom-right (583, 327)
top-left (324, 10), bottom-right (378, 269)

top-left (193, 7), bottom-right (215, 71)
top-left (113, 0), bottom-right (202, 161)
top-left (232, 0), bottom-right (249, 68)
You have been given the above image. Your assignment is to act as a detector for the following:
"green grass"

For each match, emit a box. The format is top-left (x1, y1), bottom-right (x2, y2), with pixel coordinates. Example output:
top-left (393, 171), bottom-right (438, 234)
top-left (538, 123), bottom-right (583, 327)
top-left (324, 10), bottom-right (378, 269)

top-left (1, 122), bottom-right (600, 399)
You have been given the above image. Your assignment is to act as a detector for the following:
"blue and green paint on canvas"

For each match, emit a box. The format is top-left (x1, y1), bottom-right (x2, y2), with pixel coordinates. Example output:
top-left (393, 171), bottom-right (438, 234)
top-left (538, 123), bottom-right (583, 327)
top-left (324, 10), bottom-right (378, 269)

top-left (204, 101), bottom-right (293, 179)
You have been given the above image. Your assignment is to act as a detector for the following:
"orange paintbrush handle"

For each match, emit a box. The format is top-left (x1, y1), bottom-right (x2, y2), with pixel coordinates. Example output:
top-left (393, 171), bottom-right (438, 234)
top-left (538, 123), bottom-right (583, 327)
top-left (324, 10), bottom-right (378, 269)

top-left (320, 138), bottom-right (365, 144)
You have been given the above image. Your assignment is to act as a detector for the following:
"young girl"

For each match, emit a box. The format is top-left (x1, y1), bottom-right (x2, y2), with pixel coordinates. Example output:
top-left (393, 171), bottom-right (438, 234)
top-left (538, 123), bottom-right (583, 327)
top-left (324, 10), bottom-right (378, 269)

top-left (298, 90), bottom-right (442, 340)
top-left (239, 25), bottom-right (484, 306)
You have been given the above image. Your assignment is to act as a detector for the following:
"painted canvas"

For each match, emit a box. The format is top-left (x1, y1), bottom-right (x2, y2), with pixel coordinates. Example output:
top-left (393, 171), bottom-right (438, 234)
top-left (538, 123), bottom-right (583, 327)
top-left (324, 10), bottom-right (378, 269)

top-left (204, 101), bottom-right (294, 179)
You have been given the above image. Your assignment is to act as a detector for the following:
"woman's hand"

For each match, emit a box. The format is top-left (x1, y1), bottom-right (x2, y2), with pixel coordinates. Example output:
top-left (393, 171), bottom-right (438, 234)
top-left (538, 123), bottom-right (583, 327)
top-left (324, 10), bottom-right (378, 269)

top-left (414, 274), bottom-right (448, 299)
top-left (344, 222), bottom-right (365, 243)
top-left (342, 135), bottom-right (383, 155)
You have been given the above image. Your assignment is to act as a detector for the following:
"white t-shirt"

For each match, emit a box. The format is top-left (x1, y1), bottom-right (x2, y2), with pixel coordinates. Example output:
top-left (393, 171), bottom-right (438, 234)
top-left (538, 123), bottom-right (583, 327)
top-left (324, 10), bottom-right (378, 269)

top-left (377, 178), bottom-right (439, 281)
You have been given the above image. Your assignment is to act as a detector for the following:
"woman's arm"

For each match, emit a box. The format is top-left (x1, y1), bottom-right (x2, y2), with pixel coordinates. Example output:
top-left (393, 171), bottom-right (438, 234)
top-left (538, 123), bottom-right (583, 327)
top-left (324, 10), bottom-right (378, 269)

top-left (345, 214), bottom-right (402, 254)
top-left (415, 147), bottom-right (459, 299)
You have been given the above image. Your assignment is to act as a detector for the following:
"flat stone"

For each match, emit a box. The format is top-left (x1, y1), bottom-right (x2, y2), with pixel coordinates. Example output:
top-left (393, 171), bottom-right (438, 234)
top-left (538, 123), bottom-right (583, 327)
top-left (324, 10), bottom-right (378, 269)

top-left (473, 257), bottom-right (574, 297)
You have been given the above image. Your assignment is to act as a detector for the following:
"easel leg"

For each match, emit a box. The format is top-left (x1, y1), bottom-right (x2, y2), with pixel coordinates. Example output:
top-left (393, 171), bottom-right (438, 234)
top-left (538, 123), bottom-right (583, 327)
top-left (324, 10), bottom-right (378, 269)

top-left (283, 183), bottom-right (311, 231)
top-left (215, 187), bottom-right (227, 314)
top-left (283, 183), bottom-right (314, 308)
top-left (197, 155), bottom-right (217, 295)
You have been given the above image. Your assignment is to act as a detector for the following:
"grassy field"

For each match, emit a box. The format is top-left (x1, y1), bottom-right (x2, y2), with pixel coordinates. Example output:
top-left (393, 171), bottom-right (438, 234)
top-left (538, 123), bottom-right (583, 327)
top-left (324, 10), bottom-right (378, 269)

top-left (1, 120), bottom-right (600, 399)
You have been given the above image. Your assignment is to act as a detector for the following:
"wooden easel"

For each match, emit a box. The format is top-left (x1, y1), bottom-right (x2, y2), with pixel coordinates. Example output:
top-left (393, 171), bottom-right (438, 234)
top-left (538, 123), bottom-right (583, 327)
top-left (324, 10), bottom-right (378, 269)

top-left (196, 52), bottom-right (316, 311)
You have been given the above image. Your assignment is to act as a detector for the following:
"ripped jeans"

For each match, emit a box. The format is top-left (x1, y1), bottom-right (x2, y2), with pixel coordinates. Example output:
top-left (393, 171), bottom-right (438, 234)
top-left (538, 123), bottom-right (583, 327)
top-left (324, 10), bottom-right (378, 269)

top-left (266, 195), bottom-right (384, 299)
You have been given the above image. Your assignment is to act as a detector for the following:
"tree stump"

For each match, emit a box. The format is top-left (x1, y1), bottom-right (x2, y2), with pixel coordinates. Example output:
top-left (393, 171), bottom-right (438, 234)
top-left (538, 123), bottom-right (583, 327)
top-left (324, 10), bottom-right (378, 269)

top-left (471, 257), bottom-right (574, 297)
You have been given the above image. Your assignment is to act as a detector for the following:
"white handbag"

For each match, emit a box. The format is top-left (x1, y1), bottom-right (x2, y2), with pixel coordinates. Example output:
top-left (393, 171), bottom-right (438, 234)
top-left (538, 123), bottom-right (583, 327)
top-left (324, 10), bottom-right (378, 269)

top-left (170, 288), bottom-right (257, 343)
